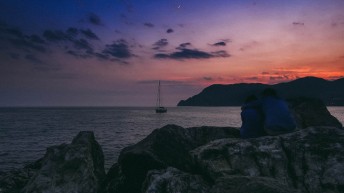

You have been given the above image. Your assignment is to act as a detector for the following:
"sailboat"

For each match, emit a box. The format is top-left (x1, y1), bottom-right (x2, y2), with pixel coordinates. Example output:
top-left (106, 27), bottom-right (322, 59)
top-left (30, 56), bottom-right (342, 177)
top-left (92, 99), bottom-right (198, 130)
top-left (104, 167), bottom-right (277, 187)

top-left (155, 80), bottom-right (167, 113)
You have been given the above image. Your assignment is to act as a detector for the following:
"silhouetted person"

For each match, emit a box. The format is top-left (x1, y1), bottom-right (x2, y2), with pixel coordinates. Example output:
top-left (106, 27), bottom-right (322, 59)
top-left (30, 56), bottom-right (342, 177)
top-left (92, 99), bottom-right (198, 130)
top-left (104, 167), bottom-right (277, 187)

top-left (240, 95), bottom-right (266, 138)
top-left (243, 88), bottom-right (296, 135)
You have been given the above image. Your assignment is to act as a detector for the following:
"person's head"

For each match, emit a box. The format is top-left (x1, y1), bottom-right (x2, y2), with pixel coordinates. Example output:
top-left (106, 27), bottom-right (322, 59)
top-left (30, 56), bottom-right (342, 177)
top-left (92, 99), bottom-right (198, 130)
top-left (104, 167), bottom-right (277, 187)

top-left (245, 95), bottom-right (258, 104)
top-left (262, 88), bottom-right (278, 98)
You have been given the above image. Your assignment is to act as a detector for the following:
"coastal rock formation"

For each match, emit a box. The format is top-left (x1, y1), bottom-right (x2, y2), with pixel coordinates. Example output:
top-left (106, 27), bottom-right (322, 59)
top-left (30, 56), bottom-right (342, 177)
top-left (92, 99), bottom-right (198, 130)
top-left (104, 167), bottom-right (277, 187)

top-left (0, 131), bottom-right (105, 193)
top-left (104, 125), bottom-right (344, 193)
top-left (192, 126), bottom-right (344, 193)
top-left (288, 97), bottom-right (342, 129)
top-left (103, 125), bottom-right (239, 193)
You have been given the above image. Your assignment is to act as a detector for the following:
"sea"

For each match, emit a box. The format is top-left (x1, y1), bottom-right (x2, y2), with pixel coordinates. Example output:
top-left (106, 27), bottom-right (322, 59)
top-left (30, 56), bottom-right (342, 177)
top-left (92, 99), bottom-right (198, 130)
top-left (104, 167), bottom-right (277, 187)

top-left (0, 106), bottom-right (343, 172)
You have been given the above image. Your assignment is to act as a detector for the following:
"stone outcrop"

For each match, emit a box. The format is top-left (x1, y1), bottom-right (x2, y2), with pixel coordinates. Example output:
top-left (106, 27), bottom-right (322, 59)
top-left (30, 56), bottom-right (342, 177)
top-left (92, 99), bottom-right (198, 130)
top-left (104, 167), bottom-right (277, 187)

top-left (103, 125), bottom-right (239, 193)
top-left (288, 97), bottom-right (342, 129)
top-left (192, 126), bottom-right (344, 193)
top-left (116, 126), bottom-right (342, 193)
top-left (0, 131), bottom-right (105, 193)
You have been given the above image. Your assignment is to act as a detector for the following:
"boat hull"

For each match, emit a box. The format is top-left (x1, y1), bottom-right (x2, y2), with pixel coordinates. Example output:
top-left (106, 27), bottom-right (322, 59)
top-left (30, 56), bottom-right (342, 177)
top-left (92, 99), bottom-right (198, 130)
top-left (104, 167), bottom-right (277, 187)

top-left (155, 107), bottom-right (167, 113)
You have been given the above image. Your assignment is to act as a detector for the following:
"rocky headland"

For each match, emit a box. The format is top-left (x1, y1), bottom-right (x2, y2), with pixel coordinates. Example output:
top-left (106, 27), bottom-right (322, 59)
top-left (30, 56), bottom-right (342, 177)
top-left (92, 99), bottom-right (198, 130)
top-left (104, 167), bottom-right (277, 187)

top-left (177, 77), bottom-right (344, 106)
top-left (1, 97), bottom-right (343, 193)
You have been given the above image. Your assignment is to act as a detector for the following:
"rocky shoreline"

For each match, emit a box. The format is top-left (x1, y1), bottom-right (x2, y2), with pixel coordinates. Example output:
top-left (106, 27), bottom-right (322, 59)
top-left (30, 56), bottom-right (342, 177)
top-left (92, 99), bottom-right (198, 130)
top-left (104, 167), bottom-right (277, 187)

top-left (1, 98), bottom-right (343, 193)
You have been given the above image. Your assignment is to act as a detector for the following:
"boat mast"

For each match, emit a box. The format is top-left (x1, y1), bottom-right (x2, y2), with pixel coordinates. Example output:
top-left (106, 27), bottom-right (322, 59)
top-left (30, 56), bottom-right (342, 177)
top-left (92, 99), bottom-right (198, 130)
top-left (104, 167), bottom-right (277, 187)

top-left (157, 80), bottom-right (161, 107)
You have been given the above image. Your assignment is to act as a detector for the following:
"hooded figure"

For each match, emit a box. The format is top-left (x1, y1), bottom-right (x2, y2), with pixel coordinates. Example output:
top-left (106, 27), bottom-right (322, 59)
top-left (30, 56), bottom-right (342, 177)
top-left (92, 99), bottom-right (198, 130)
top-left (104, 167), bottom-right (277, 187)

top-left (240, 95), bottom-right (265, 138)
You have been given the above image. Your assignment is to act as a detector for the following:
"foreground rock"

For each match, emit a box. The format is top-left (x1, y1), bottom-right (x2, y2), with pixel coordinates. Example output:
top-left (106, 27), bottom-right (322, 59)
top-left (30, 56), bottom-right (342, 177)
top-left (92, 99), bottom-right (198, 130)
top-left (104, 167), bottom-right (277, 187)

top-left (192, 126), bottom-right (344, 193)
top-left (0, 160), bottom-right (42, 193)
top-left (106, 125), bottom-right (344, 193)
top-left (103, 125), bottom-right (239, 193)
top-left (0, 131), bottom-right (105, 193)
top-left (143, 167), bottom-right (210, 193)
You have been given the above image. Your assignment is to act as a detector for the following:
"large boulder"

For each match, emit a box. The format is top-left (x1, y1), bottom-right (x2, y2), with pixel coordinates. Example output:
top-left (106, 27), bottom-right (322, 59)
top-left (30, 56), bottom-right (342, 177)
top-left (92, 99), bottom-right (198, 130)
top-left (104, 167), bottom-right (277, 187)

top-left (192, 126), bottom-right (344, 193)
top-left (288, 97), bottom-right (342, 129)
top-left (103, 124), bottom-right (239, 193)
top-left (0, 131), bottom-right (105, 193)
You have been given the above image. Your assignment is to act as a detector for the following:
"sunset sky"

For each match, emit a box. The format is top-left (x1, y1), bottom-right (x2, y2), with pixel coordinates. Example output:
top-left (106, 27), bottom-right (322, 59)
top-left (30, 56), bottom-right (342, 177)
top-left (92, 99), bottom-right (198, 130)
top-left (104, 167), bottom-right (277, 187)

top-left (1, 0), bottom-right (344, 106)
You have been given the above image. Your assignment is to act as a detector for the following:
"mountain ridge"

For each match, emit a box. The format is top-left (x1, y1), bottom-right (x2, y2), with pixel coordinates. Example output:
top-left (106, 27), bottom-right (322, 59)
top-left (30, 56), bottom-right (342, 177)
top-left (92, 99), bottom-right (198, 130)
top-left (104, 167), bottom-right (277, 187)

top-left (177, 76), bottom-right (344, 106)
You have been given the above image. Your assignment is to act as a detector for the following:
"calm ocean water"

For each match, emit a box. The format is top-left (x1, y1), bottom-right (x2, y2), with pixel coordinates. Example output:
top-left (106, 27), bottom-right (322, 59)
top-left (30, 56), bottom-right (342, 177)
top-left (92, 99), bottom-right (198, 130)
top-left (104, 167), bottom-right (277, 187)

top-left (0, 107), bottom-right (343, 172)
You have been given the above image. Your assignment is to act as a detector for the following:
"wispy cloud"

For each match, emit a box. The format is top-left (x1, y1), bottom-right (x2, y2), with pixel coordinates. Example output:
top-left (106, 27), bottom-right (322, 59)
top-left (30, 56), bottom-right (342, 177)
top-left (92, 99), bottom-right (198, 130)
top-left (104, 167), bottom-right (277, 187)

top-left (292, 22), bottom-right (305, 26)
top-left (0, 25), bottom-right (48, 53)
top-left (43, 28), bottom-right (100, 42)
top-left (9, 38), bottom-right (47, 53)
top-left (43, 30), bottom-right (69, 41)
top-left (155, 49), bottom-right (212, 59)
top-left (1, 22), bottom-right (136, 64)
top-left (154, 42), bottom-right (230, 60)
top-left (176, 42), bottom-right (191, 49)
top-left (166, 28), bottom-right (174, 33)
top-left (211, 50), bottom-right (230, 57)
top-left (203, 77), bottom-right (213, 81)
top-left (144, 22), bottom-right (154, 28)
top-left (71, 39), bottom-right (94, 53)
top-left (155, 48), bottom-right (229, 60)
top-left (102, 39), bottom-right (133, 59)
top-left (239, 41), bottom-right (259, 51)
top-left (152, 39), bottom-right (168, 50)
top-left (87, 13), bottom-right (103, 26)
top-left (80, 29), bottom-right (99, 40)
top-left (212, 41), bottom-right (226, 46)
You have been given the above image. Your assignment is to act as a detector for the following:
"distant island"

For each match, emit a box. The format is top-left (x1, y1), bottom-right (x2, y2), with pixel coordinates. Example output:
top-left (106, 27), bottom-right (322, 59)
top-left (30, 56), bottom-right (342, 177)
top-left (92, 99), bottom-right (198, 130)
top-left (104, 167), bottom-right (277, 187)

top-left (178, 76), bottom-right (344, 106)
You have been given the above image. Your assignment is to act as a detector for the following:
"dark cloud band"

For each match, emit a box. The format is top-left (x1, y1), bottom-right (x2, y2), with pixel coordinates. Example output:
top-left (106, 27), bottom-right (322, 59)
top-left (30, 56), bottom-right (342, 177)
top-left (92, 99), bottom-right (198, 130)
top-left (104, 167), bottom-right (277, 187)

top-left (155, 48), bottom-right (230, 60)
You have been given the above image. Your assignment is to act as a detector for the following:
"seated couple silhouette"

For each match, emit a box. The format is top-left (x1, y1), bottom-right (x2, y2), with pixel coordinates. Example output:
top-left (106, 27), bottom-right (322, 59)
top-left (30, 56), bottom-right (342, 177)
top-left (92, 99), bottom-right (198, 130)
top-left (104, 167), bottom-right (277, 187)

top-left (240, 88), bottom-right (296, 139)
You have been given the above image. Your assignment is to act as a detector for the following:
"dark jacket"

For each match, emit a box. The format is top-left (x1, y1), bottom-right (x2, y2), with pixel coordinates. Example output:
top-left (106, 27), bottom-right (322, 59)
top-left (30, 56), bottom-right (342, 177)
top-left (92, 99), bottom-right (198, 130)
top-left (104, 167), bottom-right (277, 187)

top-left (240, 104), bottom-right (265, 138)
top-left (243, 96), bottom-right (296, 134)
